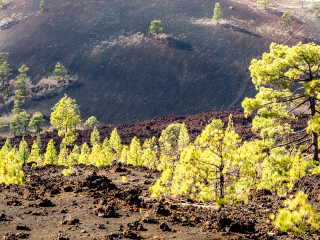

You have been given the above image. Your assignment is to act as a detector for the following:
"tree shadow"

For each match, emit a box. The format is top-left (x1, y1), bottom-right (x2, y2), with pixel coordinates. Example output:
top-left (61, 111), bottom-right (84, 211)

top-left (222, 24), bottom-right (262, 38)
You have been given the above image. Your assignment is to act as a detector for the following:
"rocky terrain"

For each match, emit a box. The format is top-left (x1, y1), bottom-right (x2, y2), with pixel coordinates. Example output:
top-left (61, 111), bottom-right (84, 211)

top-left (0, 109), bottom-right (317, 240)
top-left (1, 155), bottom-right (320, 240)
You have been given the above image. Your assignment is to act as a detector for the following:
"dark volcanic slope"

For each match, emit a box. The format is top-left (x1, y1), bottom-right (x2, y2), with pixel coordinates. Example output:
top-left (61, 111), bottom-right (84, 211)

top-left (0, 0), bottom-right (318, 123)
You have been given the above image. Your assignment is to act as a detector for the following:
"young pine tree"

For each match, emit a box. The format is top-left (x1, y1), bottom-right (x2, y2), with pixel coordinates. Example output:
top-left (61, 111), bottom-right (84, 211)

top-left (0, 148), bottom-right (25, 185)
top-left (50, 95), bottom-right (81, 147)
top-left (151, 116), bottom-right (243, 203)
top-left (127, 136), bottom-right (143, 166)
top-left (84, 116), bottom-right (99, 128)
top-left (52, 62), bottom-right (67, 80)
top-left (97, 147), bottom-right (113, 167)
top-left (68, 145), bottom-right (80, 165)
top-left (36, 134), bottom-right (42, 154)
top-left (12, 65), bottom-right (29, 115)
top-left (3, 138), bottom-right (11, 152)
top-left (88, 144), bottom-right (102, 166)
top-left (28, 140), bottom-right (42, 164)
top-left (78, 143), bottom-right (90, 165)
top-left (272, 191), bottom-right (319, 234)
top-left (39, 0), bottom-right (45, 12)
top-left (109, 128), bottom-right (122, 159)
top-left (44, 139), bottom-right (58, 165)
top-left (178, 123), bottom-right (190, 152)
top-left (257, 0), bottom-right (271, 9)
top-left (90, 127), bottom-right (100, 146)
top-left (213, 2), bottom-right (223, 24)
top-left (119, 145), bottom-right (129, 164)
top-left (102, 137), bottom-right (109, 149)
top-left (29, 112), bottom-right (45, 134)
top-left (17, 138), bottom-right (29, 165)
top-left (58, 147), bottom-right (68, 166)
top-left (141, 137), bottom-right (158, 169)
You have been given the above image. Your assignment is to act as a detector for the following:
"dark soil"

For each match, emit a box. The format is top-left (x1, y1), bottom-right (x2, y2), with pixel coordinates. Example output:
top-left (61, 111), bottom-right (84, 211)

top-left (1, 0), bottom-right (318, 123)
top-left (292, 173), bottom-right (320, 202)
top-left (1, 163), bottom-right (319, 240)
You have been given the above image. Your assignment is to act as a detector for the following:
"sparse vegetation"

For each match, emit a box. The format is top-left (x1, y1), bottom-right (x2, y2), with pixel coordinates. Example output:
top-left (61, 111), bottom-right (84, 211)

top-left (50, 95), bottom-right (81, 147)
top-left (1, 0), bottom-right (320, 235)
top-left (149, 20), bottom-right (163, 35)
top-left (29, 112), bottom-right (45, 134)
top-left (308, 0), bottom-right (320, 16)
top-left (213, 2), bottom-right (223, 24)
top-left (272, 191), bottom-right (319, 234)
top-left (258, 0), bottom-right (271, 10)
top-left (242, 42), bottom-right (320, 161)
top-left (278, 10), bottom-right (292, 35)
top-left (39, 0), bottom-right (45, 12)
top-left (52, 62), bottom-right (68, 81)
top-left (84, 116), bottom-right (99, 128)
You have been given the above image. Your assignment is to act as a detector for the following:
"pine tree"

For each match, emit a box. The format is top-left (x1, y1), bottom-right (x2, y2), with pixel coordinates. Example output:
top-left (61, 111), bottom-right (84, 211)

top-left (178, 123), bottom-right (190, 151)
top-left (52, 62), bottom-right (67, 81)
top-left (68, 145), bottom-right (80, 165)
top-left (159, 123), bottom-right (182, 146)
top-left (141, 137), bottom-right (158, 169)
top-left (51, 95), bottom-right (81, 146)
top-left (13, 65), bottom-right (29, 115)
top-left (44, 139), bottom-right (58, 165)
top-left (272, 191), bottom-right (319, 234)
top-left (102, 137), bottom-right (109, 149)
top-left (109, 128), bottom-right (122, 159)
top-left (0, 54), bottom-right (12, 114)
top-left (213, 2), bottom-right (223, 24)
top-left (29, 112), bottom-right (45, 134)
top-left (257, 0), bottom-right (271, 9)
top-left (119, 145), bottom-right (129, 164)
top-left (88, 144), bottom-right (102, 166)
top-left (149, 20), bottom-right (163, 35)
top-left (242, 42), bottom-right (320, 161)
top-left (0, 148), bottom-right (25, 185)
top-left (97, 147), bottom-right (112, 167)
top-left (58, 147), bottom-right (68, 166)
top-left (17, 138), bottom-right (29, 165)
top-left (28, 140), bottom-right (42, 164)
top-left (127, 136), bottom-right (143, 166)
top-left (278, 11), bottom-right (292, 35)
top-left (3, 138), bottom-right (12, 152)
top-left (151, 116), bottom-right (246, 203)
top-left (78, 143), bottom-right (90, 165)
top-left (10, 111), bottom-right (30, 136)
top-left (90, 127), bottom-right (100, 146)
top-left (259, 147), bottom-right (313, 195)
top-left (39, 0), bottom-right (45, 12)
top-left (84, 116), bottom-right (99, 128)
top-left (157, 141), bottom-right (178, 172)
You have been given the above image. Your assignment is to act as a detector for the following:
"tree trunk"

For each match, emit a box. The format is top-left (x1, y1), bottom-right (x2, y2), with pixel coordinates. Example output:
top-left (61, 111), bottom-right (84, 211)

top-left (220, 172), bottom-right (224, 199)
top-left (310, 98), bottom-right (319, 161)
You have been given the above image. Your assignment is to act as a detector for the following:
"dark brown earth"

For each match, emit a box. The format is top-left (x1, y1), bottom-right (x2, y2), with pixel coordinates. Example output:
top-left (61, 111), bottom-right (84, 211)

top-left (0, 0), bottom-right (319, 123)
top-left (0, 163), bottom-right (320, 240)
top-left (0, 109), bottom-right (318, 240)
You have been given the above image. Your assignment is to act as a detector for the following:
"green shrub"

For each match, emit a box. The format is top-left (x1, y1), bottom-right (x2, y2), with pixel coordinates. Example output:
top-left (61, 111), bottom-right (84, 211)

top-left (271, 191), bottom-right (319, 234)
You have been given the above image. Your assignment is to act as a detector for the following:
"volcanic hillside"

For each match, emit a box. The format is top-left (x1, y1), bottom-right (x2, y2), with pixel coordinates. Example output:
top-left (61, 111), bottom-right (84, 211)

top-left (0, 0), bottom-right (319, 123)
